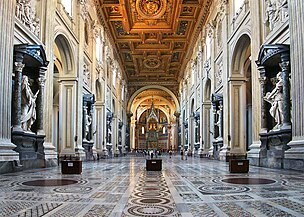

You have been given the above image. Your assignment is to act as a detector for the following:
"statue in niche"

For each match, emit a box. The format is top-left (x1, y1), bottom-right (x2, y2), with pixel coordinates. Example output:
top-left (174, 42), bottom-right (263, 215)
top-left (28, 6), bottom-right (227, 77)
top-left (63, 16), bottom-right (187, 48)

top-left (21, 75), bottom-right (39, 131)
top-left (264, 72), bottom-right (284, 130)
top-left (85, 113), bottom-right (92, 140)
top-left (95, 71), bottom-right (102, 100)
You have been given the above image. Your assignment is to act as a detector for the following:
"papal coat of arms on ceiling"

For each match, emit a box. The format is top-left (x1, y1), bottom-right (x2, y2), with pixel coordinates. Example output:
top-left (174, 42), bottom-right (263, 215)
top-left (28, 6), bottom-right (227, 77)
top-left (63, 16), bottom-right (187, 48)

top-left (136, 0), bottom-right (167, 19)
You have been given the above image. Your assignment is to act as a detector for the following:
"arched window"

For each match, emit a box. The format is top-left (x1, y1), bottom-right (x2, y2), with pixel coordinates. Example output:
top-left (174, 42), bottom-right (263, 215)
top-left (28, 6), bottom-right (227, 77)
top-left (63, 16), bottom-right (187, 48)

top-left (62, 0), bottom-right (72, 16)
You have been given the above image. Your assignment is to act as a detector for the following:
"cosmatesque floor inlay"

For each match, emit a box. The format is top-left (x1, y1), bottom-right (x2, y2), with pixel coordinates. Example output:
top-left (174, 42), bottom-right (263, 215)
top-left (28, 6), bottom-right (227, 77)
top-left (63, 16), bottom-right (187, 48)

top-left (0, 156), bottom-right (303, 217)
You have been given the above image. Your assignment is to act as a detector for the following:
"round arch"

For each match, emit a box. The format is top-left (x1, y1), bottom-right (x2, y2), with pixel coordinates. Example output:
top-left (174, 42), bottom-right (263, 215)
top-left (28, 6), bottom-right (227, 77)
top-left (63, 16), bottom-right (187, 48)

top-left (54, 33), bottom-right (75, 75)
top-left (190, 98), bottom-right (195, 114)
top-left (137, 106), bottom-right (171, 124)
top-left (203, 78), bottom-right (211, 101)
top-left (127, 85), bottom-right (180, 112)
top-left (231, 33), bottom-right (251, 75)
top-left (229, 32), bottom-right (252, 154)
top-left (131, 95), bottom-right (175, 115)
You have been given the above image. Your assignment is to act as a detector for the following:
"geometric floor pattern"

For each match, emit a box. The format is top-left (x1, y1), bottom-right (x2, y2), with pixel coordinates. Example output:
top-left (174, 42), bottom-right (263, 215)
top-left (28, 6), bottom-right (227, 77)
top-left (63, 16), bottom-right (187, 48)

top-left (0, 156), bottom-right (304, 216)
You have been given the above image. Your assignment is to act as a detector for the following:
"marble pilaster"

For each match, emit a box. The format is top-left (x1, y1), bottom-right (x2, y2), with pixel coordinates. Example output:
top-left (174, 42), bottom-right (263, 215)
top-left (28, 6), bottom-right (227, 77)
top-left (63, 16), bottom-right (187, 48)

top-left (113, 115), bottom-right (119, 156)
top-left (202, 102), bottom-right (212, 156)
top-left (40, 0), bottom-right (57, 164)
top-left (0, 0), bottom-right (20, 171)
top-left (94, 102), bottom-right (103, 156)
top-left (248, 67), bottom-right (267, 165)
top-left (131, 120), bottom-right (136, 150)
top-left (285, 0), bottom-right (304, 171)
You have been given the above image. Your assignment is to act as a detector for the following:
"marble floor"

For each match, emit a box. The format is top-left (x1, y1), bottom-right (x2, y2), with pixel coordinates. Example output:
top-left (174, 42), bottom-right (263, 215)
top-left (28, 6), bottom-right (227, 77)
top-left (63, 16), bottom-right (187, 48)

top-left (1, 156), bottom-right (304, 217)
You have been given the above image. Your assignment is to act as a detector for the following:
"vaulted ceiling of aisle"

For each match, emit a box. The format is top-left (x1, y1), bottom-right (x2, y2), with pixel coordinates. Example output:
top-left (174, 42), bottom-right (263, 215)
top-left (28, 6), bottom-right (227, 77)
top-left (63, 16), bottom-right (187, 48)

top-left (96, 0), bottom-right (212, 95)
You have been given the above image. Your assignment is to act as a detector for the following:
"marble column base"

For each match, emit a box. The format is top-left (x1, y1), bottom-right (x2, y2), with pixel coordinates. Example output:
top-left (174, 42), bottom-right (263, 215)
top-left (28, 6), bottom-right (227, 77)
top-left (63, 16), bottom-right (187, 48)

top-left (208, 146), bottom-right (214, 159)
top-left (75, 146), bottom-right (86, 160)
top-left (198, 148), bottom-right (209, 158)
top-left (102, 148), bottom-right (109, 157)
top-left (283, 139), bottom-right (304, 171)
top-left (92, 147), bottom-right (98, 160)
top-left (0, 140), bottom-right (19, 161)
top-left (41, 142), bottom-right (57, 160)
top-left (285, 139), bottom-right (304, 159)
top-left (219, 144), bottom-right (230, 161)
top-left (83, 140), bottom-right (94, 161)
top-left (247, 141), bottom-right (267, 166)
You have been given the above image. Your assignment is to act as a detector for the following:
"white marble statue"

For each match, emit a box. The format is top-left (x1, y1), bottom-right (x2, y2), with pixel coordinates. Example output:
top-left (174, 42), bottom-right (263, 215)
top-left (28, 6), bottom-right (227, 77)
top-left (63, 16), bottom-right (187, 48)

top-left (85, 113), bottom-right (92, 139)
top-left (264, 72), bottom-right (284, 130)
top-left (21, 75), bottom-right (39, 131)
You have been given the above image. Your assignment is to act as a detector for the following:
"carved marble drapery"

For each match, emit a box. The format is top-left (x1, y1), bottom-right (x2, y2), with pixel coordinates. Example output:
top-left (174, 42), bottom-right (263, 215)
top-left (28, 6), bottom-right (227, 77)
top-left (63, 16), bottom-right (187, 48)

top-left (83, 94), bottom-right (95, 141)
top-left (212, 93), bottom-right (223, 139)
top-left (256, 44), bottom-right (291, 131)
top-left (12, 45), bottom-right (49, 133)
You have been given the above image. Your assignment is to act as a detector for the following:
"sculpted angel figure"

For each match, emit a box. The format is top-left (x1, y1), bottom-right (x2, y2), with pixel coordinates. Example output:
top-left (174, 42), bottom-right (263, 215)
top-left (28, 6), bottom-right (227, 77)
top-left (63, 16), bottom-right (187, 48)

top-left (21, 75), bottom-right (39, 131)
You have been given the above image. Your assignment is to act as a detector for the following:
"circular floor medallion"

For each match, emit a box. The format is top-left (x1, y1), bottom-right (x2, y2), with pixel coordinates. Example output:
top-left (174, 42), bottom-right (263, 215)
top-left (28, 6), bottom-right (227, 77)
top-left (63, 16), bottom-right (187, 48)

top-left (131, 197), bottom-right (171, 205)
top-left (222, 178), bottom-right (276, 185)
top-left (136, 186), bottom-right (167, 192)
top-left (54, 186), bottom-right (92, 193)
top-left (127, 205), bottom-right (175, 216)
top-left (134, 191), bottom-right (168, 198)
top-left (198, 185), bottom-right (250, 194)
top-left (22, 179), bottom-right (78, 187)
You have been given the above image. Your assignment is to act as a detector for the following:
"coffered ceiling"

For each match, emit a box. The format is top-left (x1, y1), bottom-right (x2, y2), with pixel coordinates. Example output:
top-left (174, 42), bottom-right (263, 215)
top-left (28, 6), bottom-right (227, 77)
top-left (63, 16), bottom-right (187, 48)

top-left (96, 0), bottom-right (212, 93)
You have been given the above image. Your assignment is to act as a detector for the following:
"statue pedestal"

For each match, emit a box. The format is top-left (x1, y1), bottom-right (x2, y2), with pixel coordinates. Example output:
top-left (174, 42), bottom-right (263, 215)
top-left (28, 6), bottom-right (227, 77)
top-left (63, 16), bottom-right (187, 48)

top-left (259, 128), bottom-right (291, 169)
top-left (12, 130), bottom-right (46, 169)
top-left (82, 140), bottom-right (94, 161)
top-left (213, 137), bottom-right (223, 160)
top-left (106, 144), bottom-right (113, 157)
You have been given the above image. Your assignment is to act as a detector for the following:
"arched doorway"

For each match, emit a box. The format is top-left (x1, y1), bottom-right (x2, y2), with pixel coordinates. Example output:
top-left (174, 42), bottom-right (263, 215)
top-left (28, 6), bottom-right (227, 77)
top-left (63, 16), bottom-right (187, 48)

top-left (52, 34), bottom-right (77, 158)
top-left (127, 87), bottom-right (179, 153)
top-left (228, 34), bottom-right (252, 158)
